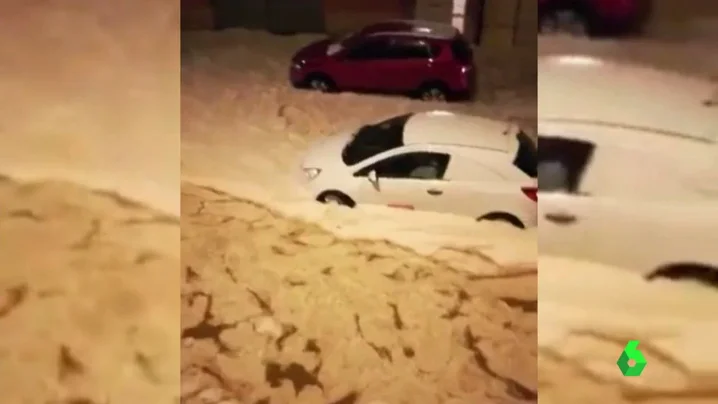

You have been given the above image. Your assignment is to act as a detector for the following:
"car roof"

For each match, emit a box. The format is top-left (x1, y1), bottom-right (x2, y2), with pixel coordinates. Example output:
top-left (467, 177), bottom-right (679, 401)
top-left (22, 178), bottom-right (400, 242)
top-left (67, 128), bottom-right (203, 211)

top-left (538, 55), bottom-right (718, 143)
top-left (539, 119), bottom-right (711, 163)
top-left (403, 111), bottom-right (513, 151)
top-left (362, 19), bottom-right (459, 40)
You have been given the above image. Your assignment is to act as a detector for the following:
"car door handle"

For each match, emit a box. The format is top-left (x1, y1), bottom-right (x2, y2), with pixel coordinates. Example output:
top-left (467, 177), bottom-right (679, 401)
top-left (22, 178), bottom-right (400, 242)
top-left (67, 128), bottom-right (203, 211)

top-left (545, 212), bottom-right (577, 225)
top-left (427, 189), bottom-right (443, 196)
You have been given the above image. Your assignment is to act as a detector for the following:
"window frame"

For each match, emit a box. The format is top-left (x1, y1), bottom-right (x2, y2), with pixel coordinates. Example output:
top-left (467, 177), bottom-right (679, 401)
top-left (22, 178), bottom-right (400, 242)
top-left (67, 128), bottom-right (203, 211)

top-left (513, 130), bottom-right (537, 178)
top-left (344, 37), bottom-right (392, 60)
top-left (385, 38), bottom-right (433, 60)
top-left (537, 135), bottom-right (595, 194)
top-left (353, 151), bottom-right (451, 180)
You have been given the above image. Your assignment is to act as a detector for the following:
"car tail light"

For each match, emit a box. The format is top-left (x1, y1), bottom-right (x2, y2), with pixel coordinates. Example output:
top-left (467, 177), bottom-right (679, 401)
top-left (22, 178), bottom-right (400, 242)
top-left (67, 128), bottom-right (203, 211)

top-left (521, 186), bottom-right (537, 202)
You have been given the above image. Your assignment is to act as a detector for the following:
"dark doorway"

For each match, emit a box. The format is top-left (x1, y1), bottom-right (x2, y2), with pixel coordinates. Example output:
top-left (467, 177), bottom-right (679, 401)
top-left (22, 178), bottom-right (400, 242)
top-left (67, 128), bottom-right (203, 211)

top-left (266, 0), bottom-right (325, 34)
top-left (466, 0), bottom-right (486, 44)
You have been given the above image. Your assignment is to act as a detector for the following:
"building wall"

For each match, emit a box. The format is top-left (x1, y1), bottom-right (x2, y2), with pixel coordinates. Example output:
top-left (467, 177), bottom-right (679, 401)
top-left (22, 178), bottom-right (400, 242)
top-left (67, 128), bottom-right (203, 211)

top-left (479, 0), bottom-right (535, 48)
top-left (181, 0), bottom-right (325, 32)
top-left (324, 0), bottom-right (411, 33)
top-left (212, 0), bottom-right (268, 30)
top-left (413, 0), bottom-right (453, 23)
top-left (181, 0), bottom-right (539, 46)
top-left (181, 0), bottom-right (214, 30)
top-left (411, 0), bottom-right (536, 49)
top-left (643, 0), bottom-right (718, 37)
top-left (266, 0), bottom-right (325, 33)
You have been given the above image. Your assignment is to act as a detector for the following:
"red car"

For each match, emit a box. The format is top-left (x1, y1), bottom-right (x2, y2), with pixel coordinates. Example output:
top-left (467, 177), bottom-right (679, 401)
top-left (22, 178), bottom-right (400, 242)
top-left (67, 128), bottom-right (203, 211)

top-left (538, 0), bottom-right (646, 36)
top-left (289, 20), bottom-right (475, 101)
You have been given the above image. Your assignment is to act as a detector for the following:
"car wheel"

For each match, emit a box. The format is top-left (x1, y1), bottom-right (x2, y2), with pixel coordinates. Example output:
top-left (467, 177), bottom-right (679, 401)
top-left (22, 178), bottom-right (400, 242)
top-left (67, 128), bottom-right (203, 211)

top-left (540, 9), bottom-right (589, 36)
top-left (477, 212), bottom-right (525, 229)
top-left (305, 74), bottom-right (335, 93)
top-left (317, 190), bottom-right (356, 208)
top-left (418, 83), bottom-right (448, 102)
top-left (645, 263), bottom-right (718, 289)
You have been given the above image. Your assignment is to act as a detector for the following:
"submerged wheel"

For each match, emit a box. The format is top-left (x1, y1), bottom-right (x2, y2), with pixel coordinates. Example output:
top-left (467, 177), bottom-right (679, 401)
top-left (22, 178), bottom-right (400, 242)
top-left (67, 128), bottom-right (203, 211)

top-left (317, 190), bottom-right (355, 207)
top-left (418, 82), bottom-right (449, 102)
top-left (477, 212), bottom-right (525, 229)
top-left (305, 74), bottom-right (335, 93)
top-left (645, 263), bottom-right (718, 288)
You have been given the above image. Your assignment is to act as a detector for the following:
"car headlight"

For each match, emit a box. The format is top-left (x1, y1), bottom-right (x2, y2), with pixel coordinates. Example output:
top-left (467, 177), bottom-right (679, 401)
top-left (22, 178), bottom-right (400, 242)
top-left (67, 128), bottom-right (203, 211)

top-left (303, 167), bottom-right (321, 180)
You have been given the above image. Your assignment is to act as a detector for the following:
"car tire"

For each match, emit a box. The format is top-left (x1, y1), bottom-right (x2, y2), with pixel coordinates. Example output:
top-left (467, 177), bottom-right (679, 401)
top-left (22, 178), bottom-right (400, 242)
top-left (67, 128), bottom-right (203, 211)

top-left (477, 212), bottom-right (525, 229)
top-left (317, 190), bottom-right (356, 208)
top-left (417, 82), bottom-right (449, 102)
top-left (305, 73), bottom-right (336, 93)
top-left (645, 263), bottom-right (718, 288)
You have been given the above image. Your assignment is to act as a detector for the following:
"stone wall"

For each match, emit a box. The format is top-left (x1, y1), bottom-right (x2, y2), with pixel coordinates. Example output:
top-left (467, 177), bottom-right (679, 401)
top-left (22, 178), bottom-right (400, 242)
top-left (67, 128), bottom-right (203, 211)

top-left (181, 0), bottom-right (214, 30)
top-left (480, 0), bottom-right (536, 49)
top-left (413, 0), bottom-right (453, 23)
top-left (643, 0), bottom-right (718, 39)
top-left (324, 0), bottom-right (411, 34)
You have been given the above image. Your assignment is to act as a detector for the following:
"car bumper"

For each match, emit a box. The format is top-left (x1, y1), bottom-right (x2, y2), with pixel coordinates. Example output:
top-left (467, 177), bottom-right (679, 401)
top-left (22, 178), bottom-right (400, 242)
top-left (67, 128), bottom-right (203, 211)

top-left (294, 163), bottom-right (322, 201)
top-left (452, 69), bottom-right (476, 100)
top-left (289, 64), bottom-right (305, 86)
top-left (524, 205), bottom-right (538, 228)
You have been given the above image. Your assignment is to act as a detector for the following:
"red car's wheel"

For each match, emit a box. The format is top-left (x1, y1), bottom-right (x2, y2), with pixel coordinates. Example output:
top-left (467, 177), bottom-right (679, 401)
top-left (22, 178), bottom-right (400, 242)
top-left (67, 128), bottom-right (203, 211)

top-left (305, 73), bottom-right (336, 93)
top-left (417, 82), bottom-right (449, 102)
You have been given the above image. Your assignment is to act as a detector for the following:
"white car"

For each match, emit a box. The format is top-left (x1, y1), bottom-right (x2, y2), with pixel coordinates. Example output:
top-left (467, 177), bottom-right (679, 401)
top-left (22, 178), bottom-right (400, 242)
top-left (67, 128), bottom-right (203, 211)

top-left (299, 110), bottom-right (538, 228)
top-left (538, 55), bottom-right (718, 285)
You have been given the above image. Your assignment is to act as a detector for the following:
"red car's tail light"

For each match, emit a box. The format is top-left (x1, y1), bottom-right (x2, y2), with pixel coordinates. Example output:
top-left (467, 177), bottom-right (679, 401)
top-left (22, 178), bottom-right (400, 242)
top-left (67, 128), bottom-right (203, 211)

top-left (521, 186), bottom-right (537, 202)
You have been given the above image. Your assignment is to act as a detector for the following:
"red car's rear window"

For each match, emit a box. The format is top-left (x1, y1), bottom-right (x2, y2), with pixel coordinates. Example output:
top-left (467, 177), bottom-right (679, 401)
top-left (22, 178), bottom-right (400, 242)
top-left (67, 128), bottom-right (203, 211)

top-left (450, 38), bottom-right (473, 63)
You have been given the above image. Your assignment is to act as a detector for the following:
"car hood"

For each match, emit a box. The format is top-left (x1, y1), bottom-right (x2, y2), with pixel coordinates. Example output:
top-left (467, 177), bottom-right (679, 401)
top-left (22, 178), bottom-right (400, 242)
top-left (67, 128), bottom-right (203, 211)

top-left (292, 38), bottom-right (333, 62)
top-left (302, 131), bottom-right (353, 170)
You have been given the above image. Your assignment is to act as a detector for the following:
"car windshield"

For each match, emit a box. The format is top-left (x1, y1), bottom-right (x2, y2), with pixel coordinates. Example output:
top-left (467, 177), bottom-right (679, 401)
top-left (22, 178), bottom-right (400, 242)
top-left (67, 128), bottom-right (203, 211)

top-left (513, 130), bottom-right (537, 178)
top-left (334, 31), bottom-right (359, 47)
top-left (341, 114), bottom-right (411, 165)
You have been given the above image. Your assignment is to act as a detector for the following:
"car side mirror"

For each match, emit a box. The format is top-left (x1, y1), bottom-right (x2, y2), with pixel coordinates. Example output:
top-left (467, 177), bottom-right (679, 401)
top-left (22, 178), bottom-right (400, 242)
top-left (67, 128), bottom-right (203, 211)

top-left (367, 170), bottom-right (379, 189)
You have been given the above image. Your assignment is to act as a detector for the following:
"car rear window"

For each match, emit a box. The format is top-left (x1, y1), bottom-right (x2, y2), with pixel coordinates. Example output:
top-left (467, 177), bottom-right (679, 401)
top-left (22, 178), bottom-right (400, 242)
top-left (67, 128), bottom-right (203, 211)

top-left (342, 114), bottom-right (411, 165)
top-left (450, 38), bottom-right (472, 63)
top-left (513, 131), bottom-right (537, 178)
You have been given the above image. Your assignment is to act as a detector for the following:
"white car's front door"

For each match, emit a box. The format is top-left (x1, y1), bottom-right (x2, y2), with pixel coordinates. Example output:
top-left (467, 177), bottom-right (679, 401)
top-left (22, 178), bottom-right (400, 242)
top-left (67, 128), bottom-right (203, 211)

top-left (539, 193), bottom-right (599, 259)
top-left (363, 177), bottom-right (447, 211)
top-left (352, 151), bottom-right (452, 212)
top-left (562, 196), bottom-right (718, 277)
top-left (539, 134), bottom-right (718, 277)
top-left (598, 200), bottom-right (718, 277)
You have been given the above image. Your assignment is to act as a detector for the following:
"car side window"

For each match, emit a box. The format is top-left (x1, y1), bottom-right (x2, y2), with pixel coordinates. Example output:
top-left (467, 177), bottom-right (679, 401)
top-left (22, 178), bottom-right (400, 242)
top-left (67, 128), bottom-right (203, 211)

top-left (345, 38), bottom-right (390, 60)
top-left (355, 152), bottom-right (450, 180)
top-left (386, 39), bottom-right (432, 59)
top-left (538, 136), bottom-right (595, 193)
